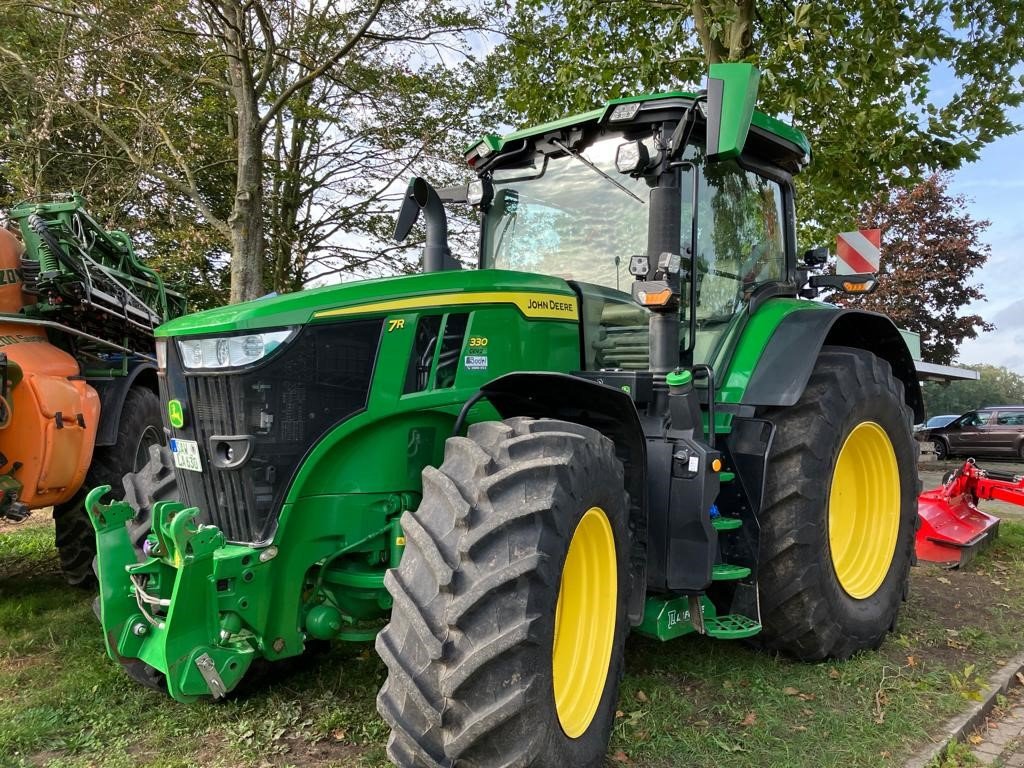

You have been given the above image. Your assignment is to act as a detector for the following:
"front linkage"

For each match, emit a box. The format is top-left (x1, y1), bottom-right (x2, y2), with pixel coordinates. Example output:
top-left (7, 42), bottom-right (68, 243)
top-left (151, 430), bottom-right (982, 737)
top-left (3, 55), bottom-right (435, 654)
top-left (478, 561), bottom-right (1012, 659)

top-left (86, 485), bottom-right (257, 700)
top-left (86, 479), bottom-right (407, 702)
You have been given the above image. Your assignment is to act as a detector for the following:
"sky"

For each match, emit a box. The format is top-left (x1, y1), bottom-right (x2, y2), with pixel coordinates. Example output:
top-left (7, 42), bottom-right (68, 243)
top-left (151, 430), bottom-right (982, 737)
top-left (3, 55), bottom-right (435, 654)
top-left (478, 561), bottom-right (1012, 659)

top-left (946, 104), bottom-right (1024, 373)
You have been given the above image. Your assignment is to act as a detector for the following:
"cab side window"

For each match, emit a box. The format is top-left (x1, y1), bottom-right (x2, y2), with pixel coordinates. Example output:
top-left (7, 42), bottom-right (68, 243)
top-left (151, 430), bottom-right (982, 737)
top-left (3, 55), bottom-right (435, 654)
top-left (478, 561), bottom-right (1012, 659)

top-left (690, 159), bottom-right (788, 364)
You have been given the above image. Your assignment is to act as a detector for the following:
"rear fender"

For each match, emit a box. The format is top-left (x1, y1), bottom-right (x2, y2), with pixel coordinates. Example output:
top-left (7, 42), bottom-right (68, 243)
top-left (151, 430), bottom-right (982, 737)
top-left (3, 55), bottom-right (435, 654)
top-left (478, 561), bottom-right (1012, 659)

top-left (740, 308), bottom-right (924, 422)
top-left (479, 372), bottom-right (648, 625)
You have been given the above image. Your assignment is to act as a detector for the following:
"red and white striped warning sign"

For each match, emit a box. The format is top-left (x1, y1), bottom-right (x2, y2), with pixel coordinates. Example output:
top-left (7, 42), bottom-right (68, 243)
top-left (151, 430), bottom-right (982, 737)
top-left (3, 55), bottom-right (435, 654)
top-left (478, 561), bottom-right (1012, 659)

top-left (836, 229), bottom-right (881, 274)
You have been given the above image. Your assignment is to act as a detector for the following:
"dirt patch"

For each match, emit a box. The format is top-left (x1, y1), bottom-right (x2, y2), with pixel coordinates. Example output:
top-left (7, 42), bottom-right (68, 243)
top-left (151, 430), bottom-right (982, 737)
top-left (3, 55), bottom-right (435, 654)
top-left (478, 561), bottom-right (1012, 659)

top-left (189, 731), bottom-right (369, 768)
top-left (0, 511), bottom-right (55, 532)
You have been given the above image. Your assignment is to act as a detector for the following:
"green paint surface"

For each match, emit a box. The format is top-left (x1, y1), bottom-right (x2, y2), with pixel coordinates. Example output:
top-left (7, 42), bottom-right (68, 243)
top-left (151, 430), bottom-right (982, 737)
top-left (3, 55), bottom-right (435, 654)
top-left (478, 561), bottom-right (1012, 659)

top-left (155, 269), bottom-right (577, 337)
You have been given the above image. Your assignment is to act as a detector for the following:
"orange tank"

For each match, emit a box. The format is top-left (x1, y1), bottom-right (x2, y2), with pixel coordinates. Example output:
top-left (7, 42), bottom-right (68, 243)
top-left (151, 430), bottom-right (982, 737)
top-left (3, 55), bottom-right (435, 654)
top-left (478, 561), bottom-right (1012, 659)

top-left (0, 228), bottom-right (100, 509)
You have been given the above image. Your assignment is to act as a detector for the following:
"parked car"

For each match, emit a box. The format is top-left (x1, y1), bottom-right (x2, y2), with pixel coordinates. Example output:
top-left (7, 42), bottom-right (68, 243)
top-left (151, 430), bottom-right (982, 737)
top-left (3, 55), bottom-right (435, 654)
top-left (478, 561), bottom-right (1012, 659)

top-left (925, 406), bottom-right (1024, 460)
top-left (914, 414), bottom-right (960, 434)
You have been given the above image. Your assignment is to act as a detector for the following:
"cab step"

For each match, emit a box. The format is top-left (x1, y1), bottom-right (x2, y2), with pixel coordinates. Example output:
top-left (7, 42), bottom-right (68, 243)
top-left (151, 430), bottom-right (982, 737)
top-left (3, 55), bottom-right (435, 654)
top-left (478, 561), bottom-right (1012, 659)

top-left (711, 563), bottom-right (751, 581)
top-left (703, 614), bottom-right (762, 640)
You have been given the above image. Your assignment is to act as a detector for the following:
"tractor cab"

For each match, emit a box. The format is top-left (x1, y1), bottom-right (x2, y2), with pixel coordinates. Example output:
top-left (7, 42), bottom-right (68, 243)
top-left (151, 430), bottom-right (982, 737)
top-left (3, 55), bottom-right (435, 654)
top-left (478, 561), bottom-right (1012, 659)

top-left (403, 63), bottom-right (811, 381)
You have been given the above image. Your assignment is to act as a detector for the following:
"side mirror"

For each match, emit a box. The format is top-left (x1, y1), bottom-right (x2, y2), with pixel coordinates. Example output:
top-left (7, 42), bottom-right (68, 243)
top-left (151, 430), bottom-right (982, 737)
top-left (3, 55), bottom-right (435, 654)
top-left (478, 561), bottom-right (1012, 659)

top-left (803, 247), bottom-right (828, 267)
top-left (704, 63), bottom-right (760, 162)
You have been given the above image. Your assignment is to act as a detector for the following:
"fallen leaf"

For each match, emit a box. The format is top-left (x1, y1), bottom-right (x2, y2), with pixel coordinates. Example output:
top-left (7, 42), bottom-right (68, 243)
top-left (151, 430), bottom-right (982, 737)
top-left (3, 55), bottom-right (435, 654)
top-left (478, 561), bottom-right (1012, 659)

top-left (937, 576), bottom-right (951, 584)
top-left (783, 686), bottom-right (800, 696)
top-left (792, 725), bottom-right (808, 732)
top-left (635, 690), bottom-right (648, 703)
top-left (331, 729), bottom-right (347, 741)
top-left (1016, 672), bottom-right (1024, 687)
top-left (616, 710), bottom-right (624, 719)
top-left (829, 668), bottom-right (841, 679)
top-left (881, 751), bottom-right (891, 758)
top-left (741, 711), bottom-right (757, 727)
top-left (611, 749), bottom-right (631, 763)
top-left (968, 734), bottom-right (983, 745)
top-left (798, 693), bottom-right (817, 701)
top-left (801, 708), bottom-right (814, 717)
top-left (907, 656), bottom-right (917, 668)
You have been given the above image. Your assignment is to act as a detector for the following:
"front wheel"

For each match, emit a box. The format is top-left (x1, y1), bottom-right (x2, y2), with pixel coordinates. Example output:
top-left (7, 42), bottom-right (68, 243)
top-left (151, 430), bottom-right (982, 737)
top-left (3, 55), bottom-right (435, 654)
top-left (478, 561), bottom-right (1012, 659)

top-left (377, 417), bottom-right (631, 768)
top-left (933, 439), bottom-right (949, 460)
top-left (757, 346), bottom-right (918, 660)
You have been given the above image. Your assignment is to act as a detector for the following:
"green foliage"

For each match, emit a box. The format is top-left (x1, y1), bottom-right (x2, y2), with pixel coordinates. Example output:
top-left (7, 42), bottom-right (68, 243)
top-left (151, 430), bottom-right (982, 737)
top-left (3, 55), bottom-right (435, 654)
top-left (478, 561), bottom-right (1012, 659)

top-left (0, 1), bottom-right (489, 306)
top-left (922, 364), bottom-right (1024, 417)
top-left (492, 0), bottom-right (1024, 248)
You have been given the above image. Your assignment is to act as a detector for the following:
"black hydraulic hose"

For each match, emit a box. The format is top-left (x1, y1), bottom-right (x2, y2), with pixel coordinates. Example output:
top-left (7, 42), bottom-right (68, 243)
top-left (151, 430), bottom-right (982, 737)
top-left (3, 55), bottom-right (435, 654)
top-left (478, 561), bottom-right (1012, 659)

top-left (451, 389), bottom-right (488, 437)
top-left (27, 215), bottom-right (87, 279)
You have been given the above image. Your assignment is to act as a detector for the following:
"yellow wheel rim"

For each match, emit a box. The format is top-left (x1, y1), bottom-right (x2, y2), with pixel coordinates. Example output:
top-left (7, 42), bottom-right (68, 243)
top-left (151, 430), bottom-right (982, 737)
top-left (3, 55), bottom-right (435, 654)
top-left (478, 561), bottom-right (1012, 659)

top-left (828, 421), bottom-right (901, 599)
top-left (552, 507), bottom-right (617, 738)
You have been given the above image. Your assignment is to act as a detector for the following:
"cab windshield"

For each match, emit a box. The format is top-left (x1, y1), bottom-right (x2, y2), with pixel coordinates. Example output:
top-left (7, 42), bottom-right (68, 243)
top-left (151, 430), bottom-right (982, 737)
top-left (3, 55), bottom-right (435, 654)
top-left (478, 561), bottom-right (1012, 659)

top-left (481, 135), bottom-right (649, 292)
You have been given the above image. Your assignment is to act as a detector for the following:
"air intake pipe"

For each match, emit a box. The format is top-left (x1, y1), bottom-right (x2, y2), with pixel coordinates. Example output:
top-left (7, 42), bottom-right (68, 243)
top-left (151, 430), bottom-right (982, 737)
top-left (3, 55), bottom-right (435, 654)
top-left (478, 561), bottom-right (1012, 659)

top-left (393, 177), bottom-right (460, 273)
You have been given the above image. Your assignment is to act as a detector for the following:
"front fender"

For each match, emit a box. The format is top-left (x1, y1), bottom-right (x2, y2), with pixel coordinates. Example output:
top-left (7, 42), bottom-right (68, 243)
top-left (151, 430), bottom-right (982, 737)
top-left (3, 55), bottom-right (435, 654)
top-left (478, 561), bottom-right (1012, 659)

top-left (479, 372), bottom-right (648, 625)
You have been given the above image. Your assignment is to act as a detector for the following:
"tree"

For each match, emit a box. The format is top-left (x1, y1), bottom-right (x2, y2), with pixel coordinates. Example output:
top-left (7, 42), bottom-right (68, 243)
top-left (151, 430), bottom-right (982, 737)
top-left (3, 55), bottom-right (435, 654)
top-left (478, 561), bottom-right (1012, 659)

top-left (835, 173), bottom-right (991, 365)
top-left (0, 1), bottom-right (486, 304)
top-left (492, 1), bottom-right (1024, 247)
top-left (922, 365), bottom-right (1024, 418)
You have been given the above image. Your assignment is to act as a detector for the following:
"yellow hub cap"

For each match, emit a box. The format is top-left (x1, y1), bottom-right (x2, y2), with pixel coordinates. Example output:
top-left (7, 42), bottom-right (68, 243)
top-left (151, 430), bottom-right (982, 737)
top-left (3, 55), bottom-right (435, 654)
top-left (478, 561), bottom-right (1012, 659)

top-left (828, 421), bottom-right (901, 599)
top-left (552, 507), bottom-right (617, 738)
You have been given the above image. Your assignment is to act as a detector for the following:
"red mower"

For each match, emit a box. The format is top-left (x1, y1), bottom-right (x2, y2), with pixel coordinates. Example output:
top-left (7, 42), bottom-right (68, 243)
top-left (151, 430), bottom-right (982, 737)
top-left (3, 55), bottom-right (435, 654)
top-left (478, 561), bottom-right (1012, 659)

top-left (916, 459), bottom-right (1023, 567)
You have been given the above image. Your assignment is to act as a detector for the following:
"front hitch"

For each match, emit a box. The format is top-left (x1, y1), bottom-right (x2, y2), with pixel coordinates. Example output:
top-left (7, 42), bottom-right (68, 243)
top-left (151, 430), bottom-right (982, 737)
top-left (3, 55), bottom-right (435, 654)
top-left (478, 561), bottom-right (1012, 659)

top-left (86, 485), bottom-right (256, 701)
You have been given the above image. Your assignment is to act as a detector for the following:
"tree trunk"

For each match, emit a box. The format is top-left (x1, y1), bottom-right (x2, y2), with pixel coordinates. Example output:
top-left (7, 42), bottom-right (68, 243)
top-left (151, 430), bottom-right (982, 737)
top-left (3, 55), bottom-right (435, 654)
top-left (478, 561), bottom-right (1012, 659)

top-left (221, 1), bottom-right (266, 304)
top-left (229, 121), bottom-right (266, 303)
top-left (691, 0), bottom-right (756, 65)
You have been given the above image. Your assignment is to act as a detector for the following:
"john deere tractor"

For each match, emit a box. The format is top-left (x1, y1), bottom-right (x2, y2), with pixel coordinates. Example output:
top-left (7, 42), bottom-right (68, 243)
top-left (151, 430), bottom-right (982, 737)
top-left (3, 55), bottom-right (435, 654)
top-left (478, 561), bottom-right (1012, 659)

top-left (88, 64), bottom-right (921, 767)
top-left (0, 195), bottom-right (183, 586)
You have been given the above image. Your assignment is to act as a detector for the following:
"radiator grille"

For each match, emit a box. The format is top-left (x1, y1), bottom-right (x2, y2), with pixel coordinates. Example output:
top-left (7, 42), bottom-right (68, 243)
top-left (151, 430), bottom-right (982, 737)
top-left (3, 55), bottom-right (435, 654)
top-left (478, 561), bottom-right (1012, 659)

top-left (167, 319), bottom-right (382, 544)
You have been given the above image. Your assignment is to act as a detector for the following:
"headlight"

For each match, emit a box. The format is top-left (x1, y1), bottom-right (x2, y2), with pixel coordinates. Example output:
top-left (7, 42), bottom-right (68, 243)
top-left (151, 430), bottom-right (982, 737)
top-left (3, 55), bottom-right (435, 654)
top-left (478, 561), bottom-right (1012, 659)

top-left (155, 339), bottom-right (167, 371)
top-left (177, 329), bottom-right (296, 370)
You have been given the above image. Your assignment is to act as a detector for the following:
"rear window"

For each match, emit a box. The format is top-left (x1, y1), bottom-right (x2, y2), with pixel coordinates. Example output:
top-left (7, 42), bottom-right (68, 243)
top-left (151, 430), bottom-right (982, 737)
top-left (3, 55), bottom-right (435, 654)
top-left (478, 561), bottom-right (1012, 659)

top-left (996, 411), bottom-right (1024, 426)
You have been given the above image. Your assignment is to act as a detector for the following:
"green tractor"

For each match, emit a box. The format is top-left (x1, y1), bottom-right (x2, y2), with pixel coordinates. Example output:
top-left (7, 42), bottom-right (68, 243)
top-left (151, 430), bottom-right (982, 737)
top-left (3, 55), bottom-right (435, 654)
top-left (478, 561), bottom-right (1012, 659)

top-left (88, 63), bottom-right (921, 766)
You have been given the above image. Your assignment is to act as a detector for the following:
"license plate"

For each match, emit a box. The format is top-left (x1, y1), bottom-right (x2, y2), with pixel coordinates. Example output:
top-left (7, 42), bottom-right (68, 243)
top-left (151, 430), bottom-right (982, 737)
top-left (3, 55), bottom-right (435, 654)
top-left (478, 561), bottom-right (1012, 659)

top-left (170, 438), bottom-right (203, 473)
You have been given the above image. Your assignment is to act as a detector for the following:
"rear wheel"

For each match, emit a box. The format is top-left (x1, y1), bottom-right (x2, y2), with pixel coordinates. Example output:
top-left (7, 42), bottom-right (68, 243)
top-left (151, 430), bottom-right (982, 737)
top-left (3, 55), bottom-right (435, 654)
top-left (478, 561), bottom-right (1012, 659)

top-left (757, 346), bottom-right (918, 659)
top-left (53, 386), bottom-right (163, 586)
top-left (377, 417), bottom-right (631, 768)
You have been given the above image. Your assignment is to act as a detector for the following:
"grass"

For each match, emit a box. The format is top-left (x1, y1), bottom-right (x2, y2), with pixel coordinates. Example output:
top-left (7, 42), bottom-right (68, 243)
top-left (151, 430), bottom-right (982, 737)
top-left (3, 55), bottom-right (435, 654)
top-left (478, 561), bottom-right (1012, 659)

top-left (3, 520), bottom-right (1024, 767)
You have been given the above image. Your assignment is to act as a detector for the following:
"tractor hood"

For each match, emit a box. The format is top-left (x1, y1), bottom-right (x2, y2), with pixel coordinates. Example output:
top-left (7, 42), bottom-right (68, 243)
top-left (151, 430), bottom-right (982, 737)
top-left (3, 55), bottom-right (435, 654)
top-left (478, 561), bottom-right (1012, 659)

top-left (155, 269), bottom-right (579, 337)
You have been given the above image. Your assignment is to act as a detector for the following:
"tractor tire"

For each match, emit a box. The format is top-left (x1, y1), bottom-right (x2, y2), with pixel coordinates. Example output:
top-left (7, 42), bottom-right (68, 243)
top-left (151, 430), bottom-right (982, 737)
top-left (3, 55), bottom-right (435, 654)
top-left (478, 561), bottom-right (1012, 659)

top-left (53, 387), bottom-right (164, 586)
top-left (377, 417), bottom-right (631, 768)
top-left (756, 346), bottom-right (918, 660)
top-left (110, 443), bottom-right (180, 692)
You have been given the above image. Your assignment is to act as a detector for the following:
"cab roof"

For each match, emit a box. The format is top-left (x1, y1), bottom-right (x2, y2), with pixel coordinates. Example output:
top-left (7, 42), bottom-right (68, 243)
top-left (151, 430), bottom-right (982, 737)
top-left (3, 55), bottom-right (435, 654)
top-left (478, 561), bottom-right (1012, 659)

top-left (467, 91), bottom-right (811, 174)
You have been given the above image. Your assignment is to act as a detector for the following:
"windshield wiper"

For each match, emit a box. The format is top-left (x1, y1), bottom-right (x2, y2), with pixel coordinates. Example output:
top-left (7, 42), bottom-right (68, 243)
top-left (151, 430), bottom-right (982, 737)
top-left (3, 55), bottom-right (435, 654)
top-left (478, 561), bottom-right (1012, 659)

top-left (549, 139), bottom-right (646, 205)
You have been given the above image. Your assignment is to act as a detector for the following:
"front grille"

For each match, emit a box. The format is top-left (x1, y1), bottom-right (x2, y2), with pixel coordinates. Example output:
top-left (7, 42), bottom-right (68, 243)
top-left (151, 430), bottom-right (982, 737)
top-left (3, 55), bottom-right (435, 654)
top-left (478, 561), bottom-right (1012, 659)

top-left (165, 319), bottom-right (382, 544)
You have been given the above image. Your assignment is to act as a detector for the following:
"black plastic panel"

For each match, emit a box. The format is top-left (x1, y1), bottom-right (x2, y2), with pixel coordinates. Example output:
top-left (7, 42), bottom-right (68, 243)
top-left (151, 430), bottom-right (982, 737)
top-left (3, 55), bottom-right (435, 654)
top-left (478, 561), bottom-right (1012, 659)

top-left (164, 319), bottom-right (382, 544)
